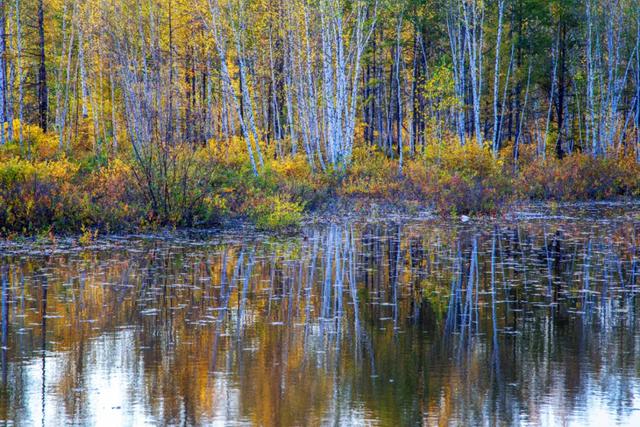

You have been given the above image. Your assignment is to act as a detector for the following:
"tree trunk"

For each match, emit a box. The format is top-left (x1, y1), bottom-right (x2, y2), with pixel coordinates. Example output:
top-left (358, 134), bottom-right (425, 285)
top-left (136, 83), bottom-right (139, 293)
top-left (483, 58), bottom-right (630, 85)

top-left (38, 0), bottom-right (47, 132)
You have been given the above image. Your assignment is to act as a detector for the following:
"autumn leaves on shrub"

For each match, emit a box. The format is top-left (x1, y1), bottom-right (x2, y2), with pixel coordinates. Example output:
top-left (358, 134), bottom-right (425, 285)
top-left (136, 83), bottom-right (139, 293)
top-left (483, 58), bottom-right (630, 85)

top-left (0, 157), bottom-right (80, 232)
top-left (0, 129), bottom-right (313, 234)
top-left (516, 148), bottom-right (640, 200)
top-left (2, 124), bottom-right (640, 236)
top-left (340, 143), bottom-right (510, 214)
top-left (407, 143), bottom-right (512, 214)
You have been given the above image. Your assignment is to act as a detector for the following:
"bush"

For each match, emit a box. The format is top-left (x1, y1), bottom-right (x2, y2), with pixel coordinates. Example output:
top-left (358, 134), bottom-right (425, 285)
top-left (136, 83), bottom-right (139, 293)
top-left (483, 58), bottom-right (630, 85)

top-left (615, 153), bottom-right (640, 196)
top-left (0, 122), bottom-right (60, 161)
top-left (0, 141), bottom-right (232, 233)
top-left (0, 157), bottom-right (84, 233)
top-left (84, 157), bottom-right (146, 230)
top-left (339, 145), bottom-right (402, 199)
top-left (4, 123), bottom-right (640, 237)
top-left (250, 195), bottom-right (303, 231)
top-left (266, 155), bottom-right (327, 206)
top-left (517, 151), bottom-right (639, 200)
top-left (122, 143), bottom-right (228, 227)
top-left (406, 142), bottom-right (513, 214)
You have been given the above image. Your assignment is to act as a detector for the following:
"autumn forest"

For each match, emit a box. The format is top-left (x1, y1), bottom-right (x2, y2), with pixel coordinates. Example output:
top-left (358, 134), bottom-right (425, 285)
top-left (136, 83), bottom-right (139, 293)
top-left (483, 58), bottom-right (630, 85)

top-left (4, 1), bottom-right (640, 425)
top-left (1, 0), bottom-right (640, 233)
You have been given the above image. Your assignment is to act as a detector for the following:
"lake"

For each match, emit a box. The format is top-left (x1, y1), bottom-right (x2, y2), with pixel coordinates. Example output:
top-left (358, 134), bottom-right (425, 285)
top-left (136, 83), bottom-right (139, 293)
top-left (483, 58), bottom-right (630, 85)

top-left (1, 202), bottom-right (640, 426)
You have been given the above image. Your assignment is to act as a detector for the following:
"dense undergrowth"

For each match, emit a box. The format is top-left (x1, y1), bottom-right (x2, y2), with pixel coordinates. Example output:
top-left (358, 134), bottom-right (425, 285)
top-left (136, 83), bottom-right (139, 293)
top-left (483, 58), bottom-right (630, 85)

top-left (2, 124), bottom-right (640, 236)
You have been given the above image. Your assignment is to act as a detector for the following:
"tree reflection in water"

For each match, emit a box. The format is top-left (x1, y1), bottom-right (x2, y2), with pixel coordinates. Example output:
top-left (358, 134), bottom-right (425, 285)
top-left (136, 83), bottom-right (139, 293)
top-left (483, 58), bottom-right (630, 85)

top-left (1, 209), bottom-right (640, 425)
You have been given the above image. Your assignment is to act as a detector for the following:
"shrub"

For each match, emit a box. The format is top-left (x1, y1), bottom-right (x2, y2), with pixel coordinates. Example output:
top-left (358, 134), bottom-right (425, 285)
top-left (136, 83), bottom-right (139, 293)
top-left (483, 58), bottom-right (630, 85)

top-left (406, 142), bottom-right (513, 214)
top-left (5, 124), bottom-right (640, 237)
top-left (84, 157), bottom-right (146, 230)
top-left (123, 143), bottom-right (228, 226)
top-left (0, 157), bottom-right (84, 233)
top-left (339, 145), bottom-right (402, 198)
top-left (250, 195), bottom-right (303, 231)
top-left (266, 155), bottom-right (329, 208)
top-left (615, 153), bottom-right (640, 196)
top-left (0, 122), bottom-right (60, 161)
top-left (517, 151), bottom-right (639, 201)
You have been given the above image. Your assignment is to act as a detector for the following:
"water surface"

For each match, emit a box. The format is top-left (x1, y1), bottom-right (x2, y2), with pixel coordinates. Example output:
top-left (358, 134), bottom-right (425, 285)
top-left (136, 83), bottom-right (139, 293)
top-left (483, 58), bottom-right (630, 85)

top-left (2, 203), bottom-right (640, 426)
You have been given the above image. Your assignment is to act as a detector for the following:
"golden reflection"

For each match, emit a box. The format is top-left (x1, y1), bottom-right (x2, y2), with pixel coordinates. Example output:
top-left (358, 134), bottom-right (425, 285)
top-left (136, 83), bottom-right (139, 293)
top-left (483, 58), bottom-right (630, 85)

top-left (0, 218), bottom-right (639, 425)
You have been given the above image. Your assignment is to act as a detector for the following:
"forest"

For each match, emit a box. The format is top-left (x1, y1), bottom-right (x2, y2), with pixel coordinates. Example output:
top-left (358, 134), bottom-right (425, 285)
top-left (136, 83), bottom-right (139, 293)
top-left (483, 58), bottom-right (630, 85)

top-left (1, 0), bottom-right (640, 234)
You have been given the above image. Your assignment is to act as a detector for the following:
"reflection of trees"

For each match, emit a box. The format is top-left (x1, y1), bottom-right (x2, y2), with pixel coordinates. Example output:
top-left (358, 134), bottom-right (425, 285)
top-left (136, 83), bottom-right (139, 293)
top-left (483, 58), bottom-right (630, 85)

top-left (0, 218), bottom-right (640, 424)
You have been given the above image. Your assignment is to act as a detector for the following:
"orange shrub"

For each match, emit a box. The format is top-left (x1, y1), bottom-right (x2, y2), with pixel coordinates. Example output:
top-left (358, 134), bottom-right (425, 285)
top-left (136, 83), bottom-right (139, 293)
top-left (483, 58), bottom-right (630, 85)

top-left (0, 157), bottom-right (85, 233)
top-left (517, 151), bottom-right (639, 200)
top-left (406, 142), bottom-right (513, 214)
top-left (84, 157), bottom-right (146, 230)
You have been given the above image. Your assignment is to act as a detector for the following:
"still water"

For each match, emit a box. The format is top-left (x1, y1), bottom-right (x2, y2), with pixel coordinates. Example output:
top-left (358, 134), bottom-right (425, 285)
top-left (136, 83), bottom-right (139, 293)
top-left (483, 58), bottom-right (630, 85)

top-left (2, 203), bottom-right (640, 426)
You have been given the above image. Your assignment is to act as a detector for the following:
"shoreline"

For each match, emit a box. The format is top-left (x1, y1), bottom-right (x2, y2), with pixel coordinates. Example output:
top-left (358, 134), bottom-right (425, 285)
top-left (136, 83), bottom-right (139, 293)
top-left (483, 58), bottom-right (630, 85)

top-left (3, 197), bottom-right (639, 249)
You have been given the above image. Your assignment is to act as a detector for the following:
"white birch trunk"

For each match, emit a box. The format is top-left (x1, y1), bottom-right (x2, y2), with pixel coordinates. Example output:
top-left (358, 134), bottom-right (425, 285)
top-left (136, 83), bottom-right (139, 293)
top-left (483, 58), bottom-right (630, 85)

top-left (491, 0), bottom-right (504, 155)
top-left (13, 0), bottom-right (23, 150)
top-left (207, 0), bottom-right (260, 175)
top-left (78, 29), bottom-right (89, 119)
top-left (395, 13), bottom-right (403, 174)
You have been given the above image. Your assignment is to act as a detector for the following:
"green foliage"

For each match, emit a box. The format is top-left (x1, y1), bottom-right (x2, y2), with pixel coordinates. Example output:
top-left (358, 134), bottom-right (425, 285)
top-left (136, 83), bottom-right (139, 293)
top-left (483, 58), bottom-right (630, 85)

top-left (250, 195), bottom-right (303, 231)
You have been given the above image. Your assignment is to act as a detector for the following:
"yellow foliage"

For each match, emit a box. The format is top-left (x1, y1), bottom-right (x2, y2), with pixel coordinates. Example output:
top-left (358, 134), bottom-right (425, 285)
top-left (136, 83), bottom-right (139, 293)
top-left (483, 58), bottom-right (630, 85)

top-left (0, 156), bottom-right (82, 232)
top-left (251, 194), bottom-right (303, 231)
top-left (207, 136), bottom-right (251, 166)
top-left (79, 225), bottom-right (98, 246)
top-left (0, 156), bottom-right (79, 184)
top-left (268, 154), bottom-right (313, 181)
top-left (340, 145), bottom-right (401, 198)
